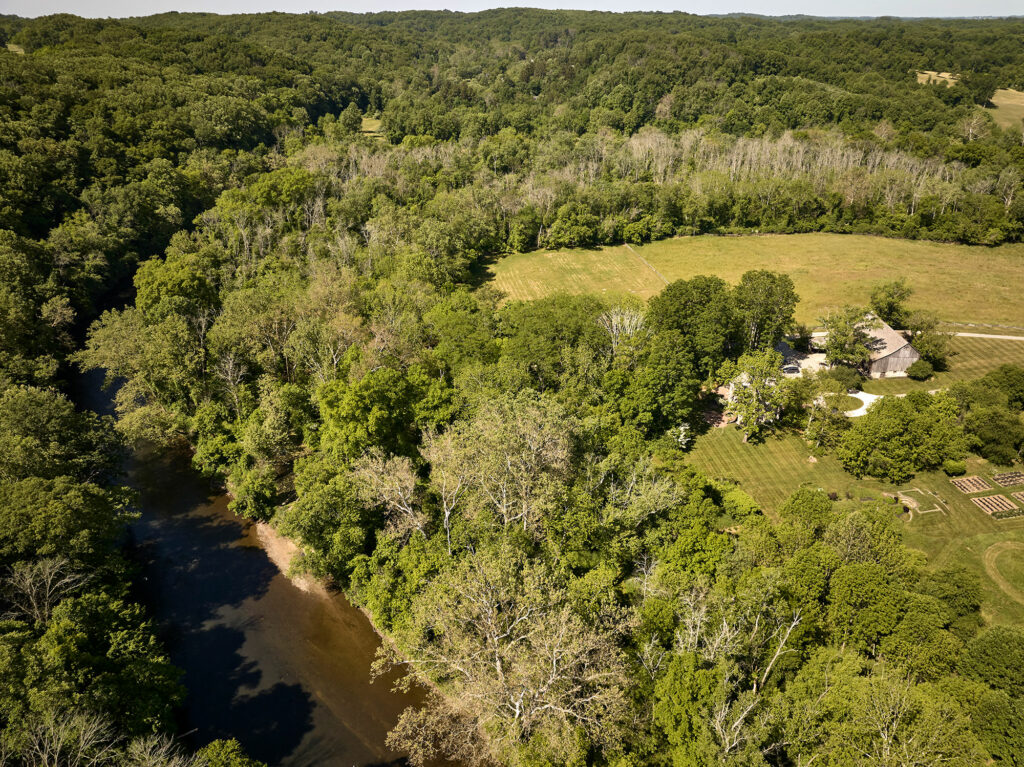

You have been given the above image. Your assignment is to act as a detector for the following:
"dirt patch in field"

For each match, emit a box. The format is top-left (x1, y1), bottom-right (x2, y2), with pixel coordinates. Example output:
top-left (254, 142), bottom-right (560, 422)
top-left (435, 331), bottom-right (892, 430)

top-left (917, 70), bottom-right (957, 86)
top-left (982, 541), bottom-right (1024, 607)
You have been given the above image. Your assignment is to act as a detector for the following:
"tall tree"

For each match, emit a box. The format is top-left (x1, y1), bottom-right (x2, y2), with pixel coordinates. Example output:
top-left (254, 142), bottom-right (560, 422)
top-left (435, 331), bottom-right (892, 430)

top-left (732, 271), bottom-right (797, 352)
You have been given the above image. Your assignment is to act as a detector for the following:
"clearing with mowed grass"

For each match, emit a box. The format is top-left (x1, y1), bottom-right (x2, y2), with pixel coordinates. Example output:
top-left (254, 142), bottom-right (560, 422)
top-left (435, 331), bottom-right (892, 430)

top-left (688, 425), bottom-right (1024, 625)
top-left (489, 234), bottom-right (1024, 325)
top-left (989, 87), bottom-right (1024, 131)
top-left (916, 70), bottom-right (1024, 130)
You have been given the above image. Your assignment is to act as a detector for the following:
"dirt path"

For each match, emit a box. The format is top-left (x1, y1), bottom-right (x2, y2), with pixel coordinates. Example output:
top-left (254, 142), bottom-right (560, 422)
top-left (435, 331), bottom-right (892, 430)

top-left (952, 332), bottom-right (1024, 341)
top-left (982, 542), bottom-right (1024, 607)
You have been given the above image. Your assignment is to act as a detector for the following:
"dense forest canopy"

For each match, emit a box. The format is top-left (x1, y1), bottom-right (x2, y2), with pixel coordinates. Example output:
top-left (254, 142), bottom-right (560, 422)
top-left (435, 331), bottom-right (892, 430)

top-left (0, 9), bottom-right (1023, 767)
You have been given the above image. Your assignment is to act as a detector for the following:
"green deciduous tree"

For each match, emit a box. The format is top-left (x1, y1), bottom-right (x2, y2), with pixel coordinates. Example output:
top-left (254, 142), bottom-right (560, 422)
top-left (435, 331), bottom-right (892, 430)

top-left (732, 270), bottom-right (798, 352)
top-left (721, 349), bottom-right (790, 442)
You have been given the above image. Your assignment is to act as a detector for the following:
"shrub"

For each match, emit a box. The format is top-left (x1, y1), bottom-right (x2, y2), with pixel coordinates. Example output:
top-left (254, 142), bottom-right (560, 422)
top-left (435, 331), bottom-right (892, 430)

top-left (791, 324), bottom-right (813, 353)
top-left (722, 485), bottom-right (760, 519)
top-left (943, 458), bottom-right (967, 476)
top-left (907, 359), bottom-right (934, 380)
top-left (824, 365), bottom-right (863, 392)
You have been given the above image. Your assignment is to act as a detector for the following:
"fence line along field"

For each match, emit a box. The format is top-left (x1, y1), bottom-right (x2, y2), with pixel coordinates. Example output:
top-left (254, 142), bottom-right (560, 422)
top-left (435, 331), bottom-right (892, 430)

top-left (489, 233), bottom-right (1024, 325)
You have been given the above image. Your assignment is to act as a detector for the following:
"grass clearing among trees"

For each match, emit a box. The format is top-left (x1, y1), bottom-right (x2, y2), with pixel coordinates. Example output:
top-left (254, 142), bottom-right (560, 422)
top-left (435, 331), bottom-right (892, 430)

top-left (489, 234), bottom-right (1024, 326)
top-left (686, 427), bottom-right (863, 515)
top-left (688, 425), bottom-right (1024, 625)
top-left (989, 87), bottom-right (1024, 131)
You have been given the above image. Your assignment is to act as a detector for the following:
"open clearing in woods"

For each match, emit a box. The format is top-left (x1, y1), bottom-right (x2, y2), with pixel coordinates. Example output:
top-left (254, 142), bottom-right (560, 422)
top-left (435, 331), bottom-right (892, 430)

top-left (688, 425), bottom-right (1024, 625)
top-left (916, 70), bottom-right (1024, 130)
top-left (989, 87), bottom-right (1024, 131)
top-left (489, 233), bottom-right (1024, 325)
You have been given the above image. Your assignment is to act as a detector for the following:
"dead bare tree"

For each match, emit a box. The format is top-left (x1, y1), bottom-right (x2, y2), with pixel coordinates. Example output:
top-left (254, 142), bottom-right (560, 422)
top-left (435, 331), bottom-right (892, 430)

top-left (4, 558), bottom-right (90, 624)
top-left (381, 549), bottom-right (628, 764)
top-left (673, 581), bottom-right (802, 758)
top-left (352, 449), bottom-right (426, 540)
top-left (20, 710), bottom-right (117, 767)
top-left (213, 351), bottom-right (247, 417)
top-left (465, 394), bottom-right (574, 533)
top-left (997, 167), bottom-right (1021, 211)
top-left (122, 735), bottom-right (199, 767)
top-left (596, 306), bottom-right (649, 363)
top-left (420, 428), bottom-right (471, 555)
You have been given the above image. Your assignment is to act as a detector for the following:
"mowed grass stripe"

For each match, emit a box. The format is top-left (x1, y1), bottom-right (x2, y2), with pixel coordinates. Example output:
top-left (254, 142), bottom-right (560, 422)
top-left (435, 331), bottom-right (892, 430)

top-left (863, 336), bottom-right (1024, 395)
top-left (490, 234), bottom-right (1024, 326)
top-left (686, 428), bottom-right (855, 514)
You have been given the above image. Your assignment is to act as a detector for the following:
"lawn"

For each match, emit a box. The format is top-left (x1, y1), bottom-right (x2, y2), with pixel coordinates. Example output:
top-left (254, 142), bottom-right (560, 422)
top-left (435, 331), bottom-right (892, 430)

top-left (489, 234), bottom-right (1024, 326)
top-left (688, 425), bottom-right (1024, 625)
top-left (686, 427), bottom-right (868, 515)
top-left (862, 336), bottom-right (1024, 395)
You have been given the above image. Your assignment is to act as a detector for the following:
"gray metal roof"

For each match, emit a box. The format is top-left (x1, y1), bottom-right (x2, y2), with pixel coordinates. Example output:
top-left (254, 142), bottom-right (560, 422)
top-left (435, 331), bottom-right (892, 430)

top-left (867, 317), bottom-right (912, 361)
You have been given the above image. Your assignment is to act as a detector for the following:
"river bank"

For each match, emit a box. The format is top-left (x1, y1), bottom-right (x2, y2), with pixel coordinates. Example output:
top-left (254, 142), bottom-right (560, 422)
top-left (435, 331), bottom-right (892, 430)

top-left (129, 446), bottom-right (422, 766)
top-left (72, 367), bottom-right (423, 766)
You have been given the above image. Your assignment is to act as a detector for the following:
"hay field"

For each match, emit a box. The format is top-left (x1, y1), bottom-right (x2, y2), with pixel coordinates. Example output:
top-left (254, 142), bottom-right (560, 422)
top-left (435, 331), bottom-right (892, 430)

top-left (990, 87), bottom-right (1024, 131)
top-left (916, 70), bottom-right (1024, 130)
top-left (489, 234), bottom-right (1024, 325)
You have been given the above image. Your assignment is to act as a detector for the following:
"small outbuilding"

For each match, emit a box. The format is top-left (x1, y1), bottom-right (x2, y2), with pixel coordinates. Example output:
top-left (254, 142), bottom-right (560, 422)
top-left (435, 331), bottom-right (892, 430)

top-left (866, 318), bottom-right (920, 378)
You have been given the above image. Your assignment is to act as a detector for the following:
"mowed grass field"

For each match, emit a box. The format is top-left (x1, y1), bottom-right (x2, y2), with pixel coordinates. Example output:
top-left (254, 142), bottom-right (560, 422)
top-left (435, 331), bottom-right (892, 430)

top-left (489, 234), bottom-right (1024, 326)
top-left (916, 70), bottom-right (1024, 130)
top-left (989, 88), bottom-right (1024, 131)
top-left (862, 336), bottom-right (1024, 395)
top-left (688, 425), bottom-right (1024, 625)
top-left (687, 428), bottom-right (864, 512)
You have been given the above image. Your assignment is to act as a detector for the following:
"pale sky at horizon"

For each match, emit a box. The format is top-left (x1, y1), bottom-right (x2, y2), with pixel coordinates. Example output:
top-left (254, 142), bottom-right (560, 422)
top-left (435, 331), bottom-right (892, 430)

top-left (1, 0), bottom-right (1022, 20)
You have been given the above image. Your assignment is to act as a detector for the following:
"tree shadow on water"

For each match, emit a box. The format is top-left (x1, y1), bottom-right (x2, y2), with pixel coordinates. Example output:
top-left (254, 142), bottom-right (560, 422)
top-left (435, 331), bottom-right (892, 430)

top-left (129, 451), bottom-right (317, 763)
top-left (178, 625), bottom-right (316, 765)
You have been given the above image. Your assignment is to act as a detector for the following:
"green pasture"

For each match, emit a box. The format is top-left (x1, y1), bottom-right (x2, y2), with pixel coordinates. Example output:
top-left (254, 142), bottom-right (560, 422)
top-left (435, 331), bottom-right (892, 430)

top-left (489, 234), bottom-right (1024, 326)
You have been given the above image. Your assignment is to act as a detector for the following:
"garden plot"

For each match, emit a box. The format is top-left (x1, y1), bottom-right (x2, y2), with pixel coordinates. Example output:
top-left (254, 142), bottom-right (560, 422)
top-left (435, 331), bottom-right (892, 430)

top-left (972, 494), bottom-right (1019, 515)
top-left (992, 472), bottom-right (1024, 488)
top-left (1013, 491), bottom-right (1024, 506)
top-left (951, 476), bottom-right (993, 494)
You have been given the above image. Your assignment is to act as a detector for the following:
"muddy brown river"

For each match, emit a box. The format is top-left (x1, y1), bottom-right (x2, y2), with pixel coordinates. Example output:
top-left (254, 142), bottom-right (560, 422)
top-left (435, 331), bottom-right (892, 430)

top-left (76, 370), bottom-right (421, 766)
top-left (130, 448), bottom-right (422, 766)
top-left (129, 449), bottom-right (422, 766)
